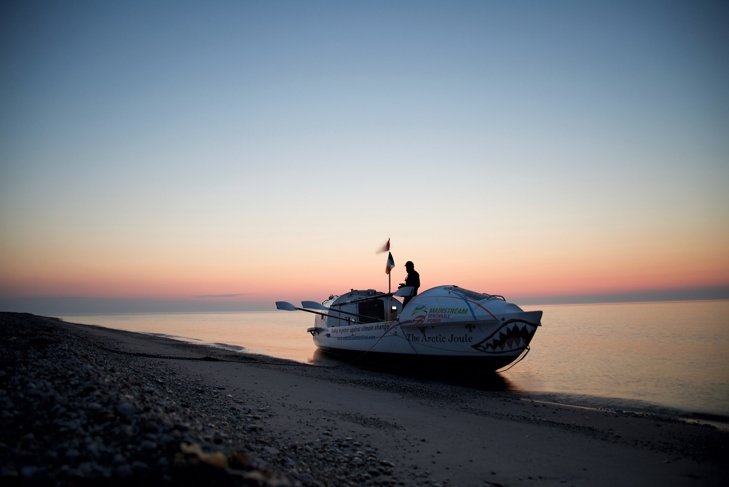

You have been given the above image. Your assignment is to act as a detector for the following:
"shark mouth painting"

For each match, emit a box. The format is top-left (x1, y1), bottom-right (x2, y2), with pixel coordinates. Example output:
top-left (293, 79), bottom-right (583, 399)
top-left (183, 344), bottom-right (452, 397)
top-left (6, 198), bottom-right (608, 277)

top-left (472, 320), bottom-right (538, 354)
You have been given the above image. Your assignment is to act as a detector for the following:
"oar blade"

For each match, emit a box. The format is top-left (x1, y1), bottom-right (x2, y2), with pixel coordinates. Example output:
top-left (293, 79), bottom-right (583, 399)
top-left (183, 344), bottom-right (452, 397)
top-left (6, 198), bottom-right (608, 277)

top-left (275, 301), bottom-right (298, 311)
top-left (395, 286), bottom-right (414, 297)
top-left (301, 300), bottom-right (327, 310)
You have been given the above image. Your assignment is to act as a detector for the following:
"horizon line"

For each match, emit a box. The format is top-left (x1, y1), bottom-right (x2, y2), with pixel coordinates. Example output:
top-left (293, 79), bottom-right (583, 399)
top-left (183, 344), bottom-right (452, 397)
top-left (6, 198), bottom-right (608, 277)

top-left (1, 285), bottom-right (728, 315)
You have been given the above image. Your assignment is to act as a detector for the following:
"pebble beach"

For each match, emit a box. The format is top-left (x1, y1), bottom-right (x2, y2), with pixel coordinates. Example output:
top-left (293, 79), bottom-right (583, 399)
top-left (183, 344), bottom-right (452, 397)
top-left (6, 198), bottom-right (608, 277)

top-left (2, 312), bottom-right (728, 486)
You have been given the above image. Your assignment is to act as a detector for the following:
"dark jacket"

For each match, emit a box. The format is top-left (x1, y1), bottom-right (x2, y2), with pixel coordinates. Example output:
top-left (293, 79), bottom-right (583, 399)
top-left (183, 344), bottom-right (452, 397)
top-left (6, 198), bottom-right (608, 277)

top-left (403, 270), bottom-right (420, 305)
top-left (405, 270), bottom-right (420, 291)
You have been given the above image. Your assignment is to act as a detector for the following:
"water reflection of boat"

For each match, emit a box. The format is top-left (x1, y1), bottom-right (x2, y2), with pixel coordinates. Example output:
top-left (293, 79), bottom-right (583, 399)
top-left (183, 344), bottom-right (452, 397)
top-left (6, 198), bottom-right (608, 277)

top-left (277, 284), bottom-right (542, 372)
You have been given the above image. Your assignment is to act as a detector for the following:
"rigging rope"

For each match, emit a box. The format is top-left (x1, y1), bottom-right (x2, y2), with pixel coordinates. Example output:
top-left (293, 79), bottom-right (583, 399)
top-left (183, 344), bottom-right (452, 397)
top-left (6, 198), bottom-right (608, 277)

top-left (496, 345), bottom-right (530, 373)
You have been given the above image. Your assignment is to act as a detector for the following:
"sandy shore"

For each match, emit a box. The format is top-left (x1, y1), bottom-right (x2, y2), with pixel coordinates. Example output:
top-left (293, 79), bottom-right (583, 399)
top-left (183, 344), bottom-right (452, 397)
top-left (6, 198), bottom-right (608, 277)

top-left (2, 312), bottom-right (728, 486)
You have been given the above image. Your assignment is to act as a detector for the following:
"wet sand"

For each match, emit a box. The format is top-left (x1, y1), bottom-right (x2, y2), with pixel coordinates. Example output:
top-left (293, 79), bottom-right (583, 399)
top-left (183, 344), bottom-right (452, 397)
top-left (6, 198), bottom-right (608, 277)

top-left (2, 312), bottom-right (728, 485)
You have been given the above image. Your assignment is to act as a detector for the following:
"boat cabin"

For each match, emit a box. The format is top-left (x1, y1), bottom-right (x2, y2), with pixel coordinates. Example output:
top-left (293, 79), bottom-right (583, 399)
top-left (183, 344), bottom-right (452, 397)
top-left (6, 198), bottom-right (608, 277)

top-left (321, 289), bottom-right (403, 327)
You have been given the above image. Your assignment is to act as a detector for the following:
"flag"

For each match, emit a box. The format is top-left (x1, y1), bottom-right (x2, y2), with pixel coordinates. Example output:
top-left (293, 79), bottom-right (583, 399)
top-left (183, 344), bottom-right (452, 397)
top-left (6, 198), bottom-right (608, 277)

top-left (376, 238), bottom-right (390, 254)
top-left (385, 252), bottom-right (395, 274)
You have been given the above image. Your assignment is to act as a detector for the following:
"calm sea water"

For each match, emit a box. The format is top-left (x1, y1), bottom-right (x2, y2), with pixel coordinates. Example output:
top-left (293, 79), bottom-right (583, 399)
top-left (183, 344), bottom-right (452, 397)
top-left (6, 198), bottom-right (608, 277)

top-left (63, 300), bottom-right (729, 419)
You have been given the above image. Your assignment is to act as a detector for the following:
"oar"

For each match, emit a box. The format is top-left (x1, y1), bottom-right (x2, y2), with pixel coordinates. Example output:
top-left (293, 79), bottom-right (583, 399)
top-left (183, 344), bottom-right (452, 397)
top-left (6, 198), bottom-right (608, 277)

top-left (302, 301), bottom-right (381, 322)
top-left (275, 301), bottom-right (361, 324)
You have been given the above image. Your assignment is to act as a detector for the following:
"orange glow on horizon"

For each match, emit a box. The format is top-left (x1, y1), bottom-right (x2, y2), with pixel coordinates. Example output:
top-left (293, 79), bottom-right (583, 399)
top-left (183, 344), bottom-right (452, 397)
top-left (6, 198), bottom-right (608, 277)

top-left (2, 223), bottom-right (728, 304)
top-left (2, 252), bottom-right (727, 304)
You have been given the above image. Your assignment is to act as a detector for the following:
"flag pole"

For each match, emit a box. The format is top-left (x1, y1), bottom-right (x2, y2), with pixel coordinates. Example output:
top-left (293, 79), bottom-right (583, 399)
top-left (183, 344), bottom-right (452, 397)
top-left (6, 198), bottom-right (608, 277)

top-left (379, 238), bottom-right (393, 295)
top-left (380, 239), bottom-right (394, 321)
top-left (385, 251), bottom-right (395, 294)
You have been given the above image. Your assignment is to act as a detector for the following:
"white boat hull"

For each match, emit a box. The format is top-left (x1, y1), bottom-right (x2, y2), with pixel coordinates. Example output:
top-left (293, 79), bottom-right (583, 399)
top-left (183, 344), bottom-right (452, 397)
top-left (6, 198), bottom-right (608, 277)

top-left (310, 311), bottom-right (541, 360)
top-left (280, 285), bottom-right (543, 371)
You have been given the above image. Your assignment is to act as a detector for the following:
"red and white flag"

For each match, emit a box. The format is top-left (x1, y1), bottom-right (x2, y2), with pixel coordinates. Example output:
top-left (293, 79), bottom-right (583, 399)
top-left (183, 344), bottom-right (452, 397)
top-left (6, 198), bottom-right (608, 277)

top-left (376, 238), bottom-right (390, 254)
top-left (385, 252), bottom-right (395, 274)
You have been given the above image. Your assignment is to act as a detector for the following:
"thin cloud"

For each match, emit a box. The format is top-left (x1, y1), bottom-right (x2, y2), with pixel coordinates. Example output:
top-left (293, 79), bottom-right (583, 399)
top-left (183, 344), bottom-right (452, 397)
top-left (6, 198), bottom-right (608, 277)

top-left (194, 293), bottom-right (250, 299)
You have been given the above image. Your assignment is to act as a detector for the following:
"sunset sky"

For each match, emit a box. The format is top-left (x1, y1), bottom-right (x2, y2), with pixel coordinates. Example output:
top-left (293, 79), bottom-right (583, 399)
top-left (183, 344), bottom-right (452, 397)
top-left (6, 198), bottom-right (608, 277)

top-left (2, 1), bottom-right (728, 313)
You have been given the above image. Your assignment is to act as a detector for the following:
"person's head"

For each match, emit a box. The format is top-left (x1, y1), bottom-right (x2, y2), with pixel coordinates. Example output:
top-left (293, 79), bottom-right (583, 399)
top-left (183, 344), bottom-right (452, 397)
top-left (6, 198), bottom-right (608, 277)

top-left (405, 261), bottom-right (414, 272)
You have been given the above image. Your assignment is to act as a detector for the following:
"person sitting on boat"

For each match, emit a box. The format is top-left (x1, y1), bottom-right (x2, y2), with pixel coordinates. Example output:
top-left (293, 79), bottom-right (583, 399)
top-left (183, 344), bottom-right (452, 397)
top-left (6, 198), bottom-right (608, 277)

top-left (399, 261), bottom-right (420, 306)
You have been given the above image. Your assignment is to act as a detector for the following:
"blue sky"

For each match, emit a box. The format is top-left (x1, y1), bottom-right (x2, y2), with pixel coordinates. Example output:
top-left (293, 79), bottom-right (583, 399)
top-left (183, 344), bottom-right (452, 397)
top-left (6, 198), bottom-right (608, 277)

top-left (1, 1), bottom-right (728, 313)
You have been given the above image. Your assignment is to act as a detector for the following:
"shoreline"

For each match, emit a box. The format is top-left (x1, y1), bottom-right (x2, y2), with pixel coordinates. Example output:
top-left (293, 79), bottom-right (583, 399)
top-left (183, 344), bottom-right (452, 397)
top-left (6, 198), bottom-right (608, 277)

top-left (136, 329), bottom-right (729, 430)
top-left (59, 304), bottom-right (729, 422)
top-left (3, 312), bottom-right (728, 485)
